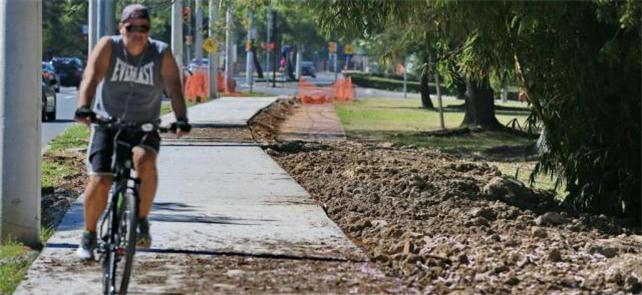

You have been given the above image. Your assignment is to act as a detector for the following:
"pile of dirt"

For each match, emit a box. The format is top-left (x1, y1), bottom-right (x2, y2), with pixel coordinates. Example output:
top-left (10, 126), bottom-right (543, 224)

top-left (249, 98), bottom-right (298, 144)
top-left (267, 141), bottom-right (642, 294)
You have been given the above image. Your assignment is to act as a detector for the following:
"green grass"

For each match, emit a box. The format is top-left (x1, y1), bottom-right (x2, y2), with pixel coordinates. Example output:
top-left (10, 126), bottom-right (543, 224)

top-left (335, 98), bottom-right (560, 193)
top-left (41, 158), bottom-right (73, 189)
top-left (48, 123), bottom-right (90, 151)
top-left (335, 98), bottom-right (533, 148)
top-left (0, 241), bottom-right (31, 294)
top-left (489, 161), bottom-right (561, 194)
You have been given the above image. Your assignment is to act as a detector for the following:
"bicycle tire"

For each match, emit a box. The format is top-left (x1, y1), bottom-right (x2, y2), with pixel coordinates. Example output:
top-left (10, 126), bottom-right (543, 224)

top-left (101, 188), bottom-right (138, 295)
top-left (102, 191), bottom-right (119, 295)
top-left (117, 188), bottom-right (138, 294)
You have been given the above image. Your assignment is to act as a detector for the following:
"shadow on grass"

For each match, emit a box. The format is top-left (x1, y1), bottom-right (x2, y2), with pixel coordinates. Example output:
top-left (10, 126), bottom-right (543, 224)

top-left (347, 128), bottom-right (537, 162)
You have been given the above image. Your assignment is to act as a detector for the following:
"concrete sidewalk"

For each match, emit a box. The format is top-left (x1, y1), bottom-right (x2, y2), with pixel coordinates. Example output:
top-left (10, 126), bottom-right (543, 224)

top-left (16, 96), bottom-right (365, 294)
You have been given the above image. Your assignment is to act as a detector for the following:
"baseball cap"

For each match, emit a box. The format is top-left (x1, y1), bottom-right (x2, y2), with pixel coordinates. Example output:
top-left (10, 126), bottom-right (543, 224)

top-left (120, 4), bottom-right (150, 23)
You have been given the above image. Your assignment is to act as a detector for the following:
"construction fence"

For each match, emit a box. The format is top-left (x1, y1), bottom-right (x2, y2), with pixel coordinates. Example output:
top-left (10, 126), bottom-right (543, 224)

top-left (184, 68), bottom-right (237, 103)
top-left (298, 77), bottom-right (355, 104)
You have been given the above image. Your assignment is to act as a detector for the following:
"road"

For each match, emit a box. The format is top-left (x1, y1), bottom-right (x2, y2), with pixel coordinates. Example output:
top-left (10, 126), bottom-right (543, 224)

top-left (42, 87), bottom-right (77, 147)
top-left (235, 71), bottom-right (459, 100)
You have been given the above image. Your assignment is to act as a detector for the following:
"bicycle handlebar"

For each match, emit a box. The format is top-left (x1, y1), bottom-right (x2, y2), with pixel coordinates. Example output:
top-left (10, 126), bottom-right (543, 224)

top-left (75, 107), bottom-right (190, 134)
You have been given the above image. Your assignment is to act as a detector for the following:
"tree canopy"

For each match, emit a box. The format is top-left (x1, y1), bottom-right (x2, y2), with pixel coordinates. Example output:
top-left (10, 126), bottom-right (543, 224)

top-left (309, 0), bottom-right (642, 220)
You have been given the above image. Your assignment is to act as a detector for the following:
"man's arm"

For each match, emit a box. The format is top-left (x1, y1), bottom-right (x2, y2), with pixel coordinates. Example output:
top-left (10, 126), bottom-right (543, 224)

top-left (76, 37), bottom-right (111, 125)
top-left (161, 48), bottom-right (187, 121)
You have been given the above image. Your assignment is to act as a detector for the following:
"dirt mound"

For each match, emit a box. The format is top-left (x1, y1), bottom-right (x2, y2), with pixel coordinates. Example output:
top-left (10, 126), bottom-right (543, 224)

top-left (269, 141), bottom-right (642, 294)
top-left (249, 98), bottom-right (297, 144)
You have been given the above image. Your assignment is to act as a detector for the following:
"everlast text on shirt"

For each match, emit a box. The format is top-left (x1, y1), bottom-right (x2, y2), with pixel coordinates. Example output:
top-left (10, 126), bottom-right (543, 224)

top-left (110, 58), bottom-right (155, 86)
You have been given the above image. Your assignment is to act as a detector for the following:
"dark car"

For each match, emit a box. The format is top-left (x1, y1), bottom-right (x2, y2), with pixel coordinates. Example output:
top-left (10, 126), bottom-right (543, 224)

top-left (301, 61), bottom-right (316, 78)
top-left (51, 57), bottom-right (83, 88)
top-left (41, 76), bottom-right (57, 121)
top-left (42, 62), bottom-right (60, 92)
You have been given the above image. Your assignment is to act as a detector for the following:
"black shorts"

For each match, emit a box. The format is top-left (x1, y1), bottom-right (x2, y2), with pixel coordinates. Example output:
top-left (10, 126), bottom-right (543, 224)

top-left (87, 124), bottom-right (161, 175)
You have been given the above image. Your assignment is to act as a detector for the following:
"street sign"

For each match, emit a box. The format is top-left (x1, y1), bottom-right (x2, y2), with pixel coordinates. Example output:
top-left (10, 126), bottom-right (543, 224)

top-left (202, 37), bottom-right (217, 53)
top-left (328, 42), bottom-right (337, 53)
top-left (344, 44), bottom-right (354, 55)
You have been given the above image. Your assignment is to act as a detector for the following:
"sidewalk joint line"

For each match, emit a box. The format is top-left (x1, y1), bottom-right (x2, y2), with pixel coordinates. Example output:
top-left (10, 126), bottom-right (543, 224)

top-left (45, 243), bottom-right (368, 263)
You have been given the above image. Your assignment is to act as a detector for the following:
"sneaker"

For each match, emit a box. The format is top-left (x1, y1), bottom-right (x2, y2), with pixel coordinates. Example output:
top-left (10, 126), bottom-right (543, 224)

top-left (136, 217), bottom-right (152, 249)
top-left (76, 231), bottom-right (97, 261)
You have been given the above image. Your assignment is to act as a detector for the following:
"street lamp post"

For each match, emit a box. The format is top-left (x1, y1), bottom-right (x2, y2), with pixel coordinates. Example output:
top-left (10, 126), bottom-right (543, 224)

top-left (0, 0), bottom-right (42, 248)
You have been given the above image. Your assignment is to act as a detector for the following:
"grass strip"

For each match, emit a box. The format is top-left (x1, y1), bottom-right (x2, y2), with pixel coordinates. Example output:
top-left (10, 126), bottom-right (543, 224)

top-left (335, 98), bottom-right (559, 193)
top-left (48, 123), bottom-right (90, 151)
top-left (0, 242), bottom-right (31, 293)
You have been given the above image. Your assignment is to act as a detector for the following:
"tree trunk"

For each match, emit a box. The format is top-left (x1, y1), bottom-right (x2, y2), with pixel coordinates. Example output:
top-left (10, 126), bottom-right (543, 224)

top-left (453, 72), bottom-right (467, 100)
top-left (461, 76), bottom-right (501, 129)
top-left (419, 63), bottom-right (434, 109)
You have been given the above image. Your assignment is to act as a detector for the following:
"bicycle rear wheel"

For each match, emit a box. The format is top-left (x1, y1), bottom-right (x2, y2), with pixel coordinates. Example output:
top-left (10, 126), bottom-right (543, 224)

top-left (102, 189), bottom-right (138, 295)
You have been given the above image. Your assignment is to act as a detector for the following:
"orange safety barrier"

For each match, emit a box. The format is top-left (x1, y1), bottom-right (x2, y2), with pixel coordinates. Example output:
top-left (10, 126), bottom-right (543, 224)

top-left (184, 70), bottom-right (238, 102)
top-left (298, 76), bottom-right (355, 104)
top-left (184, 69), bottom-right (208, 103)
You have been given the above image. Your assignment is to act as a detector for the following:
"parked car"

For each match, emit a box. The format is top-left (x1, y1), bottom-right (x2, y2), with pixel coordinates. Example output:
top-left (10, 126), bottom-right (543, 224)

top-left (301, 61), bottom-right (316, 78)
top-left (41, 76), bottom-right (57, 122)
top-left (42, 62), bottom-right (60, 92)
top-left (51, 57), bottom-right (83, 88)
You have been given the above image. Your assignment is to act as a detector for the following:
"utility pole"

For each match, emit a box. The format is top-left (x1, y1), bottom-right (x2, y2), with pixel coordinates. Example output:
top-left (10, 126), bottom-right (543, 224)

top-left (334, 53), bottom-right (338, 82)
top-left (432, 54), bottom-right (445, 129)
top-left (403, 57), bottom-right (408, 99)
top-left (271, 10), bottom-right (277, 88)
top-left (96, 0), bottom-right (115, 40)
top-left (265, 6), bottom-right (271, 86)
top-left (171, 0), bottom-right (184, 74)
top-left (88, 0), bottom-right (98, 55)
top-left (295, 47), bottom-right (302, 80)
top-left (224, 2), bottom-right (233, 92)
top-left (208, 0), bottom-right (219, 99)
top-left (104, 0), bottom-right (115, 36)
top-left (0, 0), bottom-right (42, 248)
top-left (195, 0), bottom-right (203, 64)
top-left (186, 0), bottom-right (192, 64)
top-left (245, 9), bottom-right (254, 91)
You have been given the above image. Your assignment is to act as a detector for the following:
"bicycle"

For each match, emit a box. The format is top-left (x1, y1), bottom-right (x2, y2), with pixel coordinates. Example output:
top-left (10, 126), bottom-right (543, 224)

top-left (89, 117), bottom-right (187, 295)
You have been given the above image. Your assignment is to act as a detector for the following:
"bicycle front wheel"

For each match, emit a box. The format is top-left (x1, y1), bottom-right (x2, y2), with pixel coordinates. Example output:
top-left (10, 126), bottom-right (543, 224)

top-left (103, 189), bottom-right (139, 295)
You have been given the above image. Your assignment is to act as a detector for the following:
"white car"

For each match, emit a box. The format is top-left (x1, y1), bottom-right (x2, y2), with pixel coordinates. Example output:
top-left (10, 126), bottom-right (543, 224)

top-left (41, 77), bottom-right (57, 122)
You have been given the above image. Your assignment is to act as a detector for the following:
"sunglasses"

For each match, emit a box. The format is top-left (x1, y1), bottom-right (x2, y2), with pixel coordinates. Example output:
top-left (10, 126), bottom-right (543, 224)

top-left (125, 24), bottom-right (150, 33)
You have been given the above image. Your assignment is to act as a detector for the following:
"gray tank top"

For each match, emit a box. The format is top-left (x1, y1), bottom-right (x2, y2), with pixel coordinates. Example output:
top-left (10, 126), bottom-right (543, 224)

top-left (94, 36), bottom-right (167, 123)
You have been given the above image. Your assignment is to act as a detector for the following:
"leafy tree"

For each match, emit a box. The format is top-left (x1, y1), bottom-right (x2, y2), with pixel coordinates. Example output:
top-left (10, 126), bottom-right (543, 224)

top-left (43, 1), bottom-right (88, 60)
top-left (310, 0), bottom-right (642, 220)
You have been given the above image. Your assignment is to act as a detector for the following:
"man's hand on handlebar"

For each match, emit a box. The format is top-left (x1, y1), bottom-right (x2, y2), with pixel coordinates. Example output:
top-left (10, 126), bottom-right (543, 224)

top-left (170, 117), bottom-right (191, 138)
top-left (74, 106), bottom-right (96, 127)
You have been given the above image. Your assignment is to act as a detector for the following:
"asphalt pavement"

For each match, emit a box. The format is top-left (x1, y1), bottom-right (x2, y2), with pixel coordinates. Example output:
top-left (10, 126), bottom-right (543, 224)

top-left (236, 71), bottom-right (458, 100)
top-left (16, 96), bottom-right (365, 294)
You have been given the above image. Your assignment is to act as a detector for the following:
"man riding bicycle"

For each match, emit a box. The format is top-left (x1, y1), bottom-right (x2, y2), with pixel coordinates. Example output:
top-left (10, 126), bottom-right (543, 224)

top-left (74, 4), bottom-right (190, 260)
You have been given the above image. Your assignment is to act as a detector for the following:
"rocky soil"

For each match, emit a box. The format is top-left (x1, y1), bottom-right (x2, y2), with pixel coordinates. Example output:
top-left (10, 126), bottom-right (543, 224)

top-left (267, 140), bottom-right (642, 294)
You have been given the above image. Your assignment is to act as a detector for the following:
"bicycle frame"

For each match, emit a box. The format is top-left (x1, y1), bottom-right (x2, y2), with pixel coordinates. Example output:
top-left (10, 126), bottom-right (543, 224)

top-left (96, 124), bottom-right (152, 295)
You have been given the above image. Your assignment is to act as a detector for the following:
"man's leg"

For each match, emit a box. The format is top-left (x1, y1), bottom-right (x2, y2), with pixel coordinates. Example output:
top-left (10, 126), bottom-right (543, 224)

top-left (83, 175), bottom-right (113, 232)
top-left (132, 146), bottom-right (158, 219)
top-left (132, 146), bottom-right (157, 248)
top-left (77, 126), bottom-right (114, 260)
